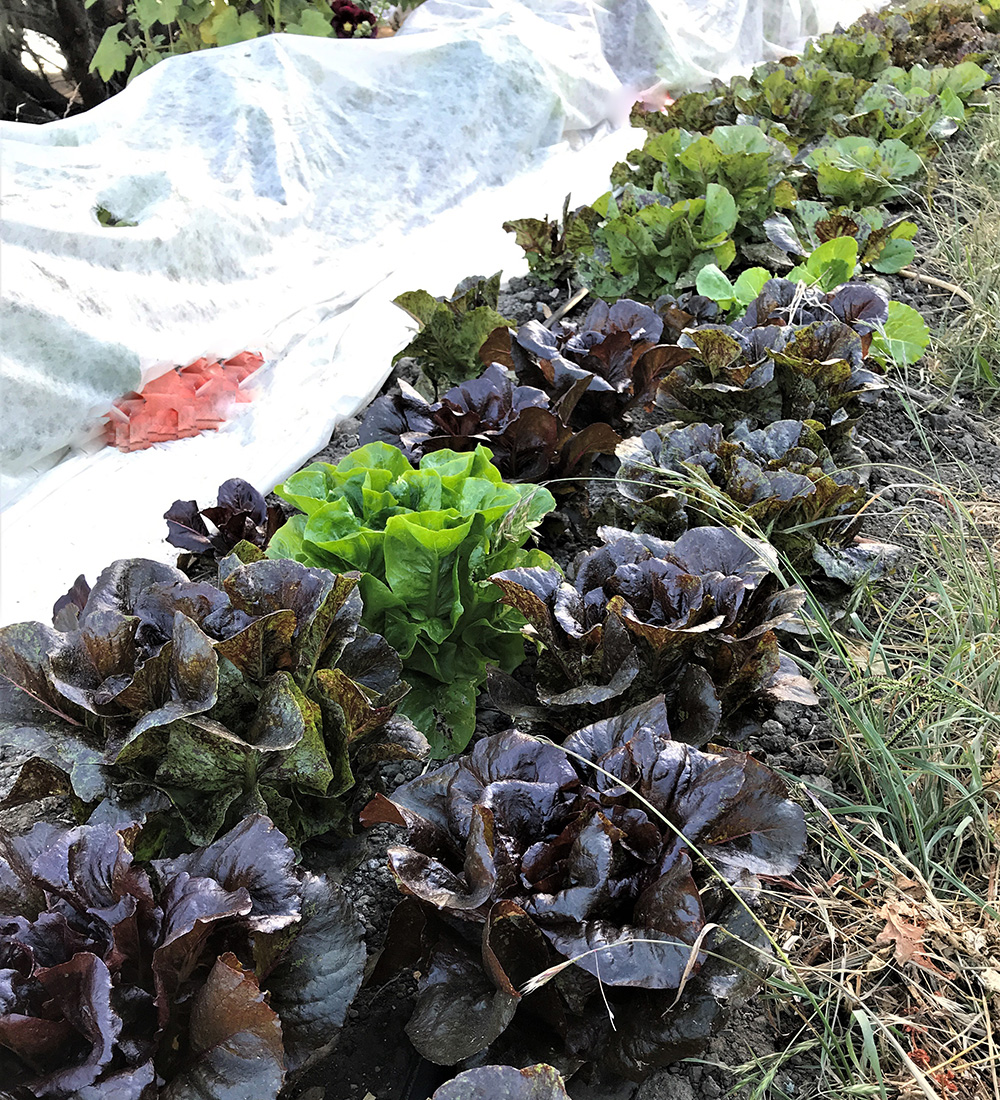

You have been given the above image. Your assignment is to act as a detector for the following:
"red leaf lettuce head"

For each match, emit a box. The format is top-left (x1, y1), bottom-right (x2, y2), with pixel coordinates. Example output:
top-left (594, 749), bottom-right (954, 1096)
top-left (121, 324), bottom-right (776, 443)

top-left (358, 365), bottom-right (620, 486)
top-left (364, 696), bottom-right (805, 1078)
top-left (509, 300), bottom-right (688, 430)
top-left (0, 552), bottom-right (423, 850)
top-left (616, 418), bottom-right (867, 572)
top-left (656, 280), bottom-right (889, 459)
top-left (490, 526), bottom-right (816, 744)
top-left (0, 815), bottom-right (365, 1098)
top-left (165, 478), bottom-right (284, 561)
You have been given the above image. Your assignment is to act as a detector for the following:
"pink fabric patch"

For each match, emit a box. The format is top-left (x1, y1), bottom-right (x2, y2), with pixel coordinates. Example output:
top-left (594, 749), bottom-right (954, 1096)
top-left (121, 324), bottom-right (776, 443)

top-left (105, 351), bottom-right (264, 452)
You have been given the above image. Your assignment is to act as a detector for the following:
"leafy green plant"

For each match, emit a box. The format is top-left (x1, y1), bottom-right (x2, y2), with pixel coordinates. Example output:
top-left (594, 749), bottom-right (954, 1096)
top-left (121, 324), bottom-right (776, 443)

top-left (764, 201), bottom-right (918, 274)
top-left (579, 183), bottom-right (739, 300)
top-left (0, 814), bottom-right (366, 1098)
top-left (834, 65), bottom-right (987, 151)
top-left (89, 0), bottom-right (381, 85)
top-left (693, 265), bottom-right (771, 313)
top-left (362, 697), bottom-right (806, 1078)
top-left (803, 136), bottom-right (925, 207)
top-left (0, 551), bottom-right (423, 849)
top-left (731, 61), bottom-right (873, 150)
top-left (785, 237), bottom-right (861, 291)
top-left (611, 124), bottom-right (795, 229)
top-left (267, 443), bottom-right (555, 753)
top-left (489, 526), bottom-right (815, 743)
top-left (869, 300), bottom-right (931, 366)
top-left (392, 273), bottom-right (515, 396)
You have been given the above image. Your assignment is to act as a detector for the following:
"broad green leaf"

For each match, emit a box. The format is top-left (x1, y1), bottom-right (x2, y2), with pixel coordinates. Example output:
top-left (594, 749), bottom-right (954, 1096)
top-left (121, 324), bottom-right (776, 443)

top-left (870, 301), bottom-right (930, 366)
top-left (89, 24), bottom-right (130, 80)
top-left (701, 184), bottom-right (738, 240)
top-left (285, 9), bottom-right (334, 35)
top-left (871, 237), bottom-right (915, 274)
top-left (200, 4), bottom-right (263, 46)
top-left (732, 267), bottom-right (771, 305)
top-left (133, 0), bottom-right (184, 29)
top-left (695, 264), bottom-right (735, 303)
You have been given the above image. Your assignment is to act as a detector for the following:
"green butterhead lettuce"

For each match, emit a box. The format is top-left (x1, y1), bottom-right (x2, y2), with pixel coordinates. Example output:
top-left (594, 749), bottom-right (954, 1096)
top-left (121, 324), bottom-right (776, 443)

top-left (269, 443), bottom-right (555, 754)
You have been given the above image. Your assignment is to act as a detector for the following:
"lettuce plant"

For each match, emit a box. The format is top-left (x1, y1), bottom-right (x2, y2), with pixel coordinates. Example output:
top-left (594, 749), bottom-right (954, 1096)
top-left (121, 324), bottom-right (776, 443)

top-left (503, 195), bottom-right (601, 286)
top-left (165, 477), bottom-right (284, 561)
top-left (0, 552), bottom-right (422, 849)
top-left (764, 201), bottom-right (918, 274)
top-left (358, 364), bottom-right (621, 485)
top-left (392, 274), bottom-right (515, 395)
top-left (803, 136), bottom-right (924, 207)
top-left (362, 696), bottom-right (806, 1079)
top-left (611, 124), bottom-right (794, 230)
top-left (267, 443), bottom-right (555, 753)
top-left (616, 420), bottom-right (866, 569)
top-left (0, 814), bottom-right (365, 1099)
top-left (489, 526), bottom-right (815, 744)
top-left (655, 279), bottom-right (890, 458)
top-left (580, 183), bottom-right (739, 299)
top-left (433, 1065), bottom-right (570, 1099)
top-left (503, 298), bottom-right (689, 431)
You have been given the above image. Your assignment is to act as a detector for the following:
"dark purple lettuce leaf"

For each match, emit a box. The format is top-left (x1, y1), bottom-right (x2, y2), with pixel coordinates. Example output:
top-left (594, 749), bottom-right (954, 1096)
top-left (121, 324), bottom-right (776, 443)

top-left (366, 699), bottom-right (805, 1076)
top-left (165, 478), bottom-right (284, 562)
top-left (432, 1063), bottom-right (571, 1098)
top-left (153, 815), bottom-right (300, 935)
top-left (503, 300), bottom-right (688, 431)
top-left (0, 556), bottom-right (424, 851)
top-left (0, 815), bottom-right (365, 1099)
top-left (491, 527), bottom-right (815, 744)
top-left (616, 418), bottom-right (866, 573)
top-left (257, 873), bottom-right (366, 1073)
top-left (406, 939), bottom-right (520, 1064)
top-left (160, 952), bottom-right (285, 1100)
top-left (51, 575), bottom-right (91, 632)
top-left (360, 365), bottom-right (621, 488)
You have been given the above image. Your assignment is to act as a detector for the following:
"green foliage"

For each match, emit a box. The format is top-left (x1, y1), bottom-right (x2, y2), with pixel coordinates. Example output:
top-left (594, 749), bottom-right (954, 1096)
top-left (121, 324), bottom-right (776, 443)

top-left (392, 273), bottom-right (515, 396)
top-left (765, 202), bottom-right (918, 274)
top-left (694, 264), bottom-right (771, 313)
top-left (731, 61), bottom-right (872, 150)
top-left (786, 237), bottom-right (860, 291)
top-left (803, 27), bottom-right (896, 80)
top-left (613, 124), bottom-right (794, 230)
top-left (579, 183), bottom-right (738, 300)
top-left (869, 300), bottom-right (932, 366)
top-left (268, 443), bottom-right (555, 754)
top-left (95, 204), bottom-right (138, 228)
top-left (86, 0), bottom-right (377, 83)
top-left (804, 136), bottom-right (925, 206)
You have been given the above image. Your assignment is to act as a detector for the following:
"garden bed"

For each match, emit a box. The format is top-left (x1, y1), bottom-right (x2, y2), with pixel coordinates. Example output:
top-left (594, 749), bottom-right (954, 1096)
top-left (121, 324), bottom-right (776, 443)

top-left (1, 4), bottom-right (999, 1100)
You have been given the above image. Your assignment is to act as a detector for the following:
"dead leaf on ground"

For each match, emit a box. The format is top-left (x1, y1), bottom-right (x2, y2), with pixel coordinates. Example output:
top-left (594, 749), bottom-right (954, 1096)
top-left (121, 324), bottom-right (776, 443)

top-left (875, 903), bottom-right (956, 979)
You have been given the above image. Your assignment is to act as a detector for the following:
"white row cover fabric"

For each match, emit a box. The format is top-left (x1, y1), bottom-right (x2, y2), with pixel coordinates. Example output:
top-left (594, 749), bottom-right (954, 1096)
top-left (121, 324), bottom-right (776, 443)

top-left (0, 0), bottom-right (874, 626)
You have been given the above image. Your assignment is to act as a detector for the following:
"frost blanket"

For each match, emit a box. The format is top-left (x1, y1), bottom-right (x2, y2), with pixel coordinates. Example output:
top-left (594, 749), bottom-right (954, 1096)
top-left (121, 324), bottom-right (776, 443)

top-left (0, 0), bottom-right (873, 625)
